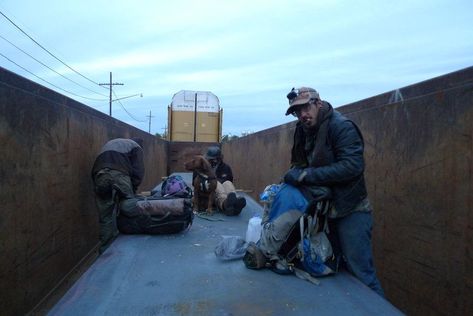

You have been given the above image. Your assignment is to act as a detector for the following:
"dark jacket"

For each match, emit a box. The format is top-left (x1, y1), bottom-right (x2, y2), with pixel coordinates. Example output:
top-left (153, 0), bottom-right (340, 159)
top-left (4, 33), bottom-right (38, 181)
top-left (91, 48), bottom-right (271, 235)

top-left (215, 161), bottom-right (233, 183)
top-left (91, 138), bottom-right (144, 191)
top-left (291, 106), bottom-right (367, 217)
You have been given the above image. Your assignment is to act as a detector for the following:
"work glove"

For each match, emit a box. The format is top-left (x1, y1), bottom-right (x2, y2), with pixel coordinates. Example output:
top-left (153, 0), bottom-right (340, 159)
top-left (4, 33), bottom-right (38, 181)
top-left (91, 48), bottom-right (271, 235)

top-left (283, 168), bottom-right (307, 186)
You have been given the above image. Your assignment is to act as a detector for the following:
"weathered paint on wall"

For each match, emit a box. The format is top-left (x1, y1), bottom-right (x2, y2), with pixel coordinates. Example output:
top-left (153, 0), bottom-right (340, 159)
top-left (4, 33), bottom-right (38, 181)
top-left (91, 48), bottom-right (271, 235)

top-left (223, 67), bottom-right (473, 316)
top-left (349, 70), bottom-right (473, 315)
top-left (223, 123), bottom-right (295, 195)
top-left (167, 141), bottom-right (220, 175)
top-left (2, 63), bottom-right (472, 316)
top-left (0, 67), bottom-right (168, 316)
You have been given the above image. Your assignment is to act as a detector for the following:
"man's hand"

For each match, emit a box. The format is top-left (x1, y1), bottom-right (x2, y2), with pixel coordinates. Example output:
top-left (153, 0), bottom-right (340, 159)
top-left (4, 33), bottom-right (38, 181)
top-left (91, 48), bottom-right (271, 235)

top-left (283, 168), bottom-right (306, 186)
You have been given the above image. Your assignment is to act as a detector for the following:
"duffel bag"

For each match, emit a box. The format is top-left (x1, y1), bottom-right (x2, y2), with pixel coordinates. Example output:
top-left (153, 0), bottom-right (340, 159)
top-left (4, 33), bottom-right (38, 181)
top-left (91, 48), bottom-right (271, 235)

top-left (117, 196), bottom-right (194, 234)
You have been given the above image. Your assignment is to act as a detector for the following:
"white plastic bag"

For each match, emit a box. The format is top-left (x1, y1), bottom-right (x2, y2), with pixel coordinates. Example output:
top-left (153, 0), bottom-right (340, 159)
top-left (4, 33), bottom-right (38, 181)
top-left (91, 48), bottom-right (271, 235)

top-left (214, 236), bottom-right (248, 260)
top-left (245, 216), bottom-right (262, 243)
top-left (310, 232), bottom-right (333, 262)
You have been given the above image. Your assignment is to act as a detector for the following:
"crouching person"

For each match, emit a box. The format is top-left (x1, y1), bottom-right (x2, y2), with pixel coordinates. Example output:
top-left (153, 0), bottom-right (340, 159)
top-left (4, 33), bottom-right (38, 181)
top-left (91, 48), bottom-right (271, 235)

top-left (205, 146), bottom-right (246, 216)
top-left (283, 87), bottom-right (385, 297)
top-left (91, 137), bottom-right (144, 253)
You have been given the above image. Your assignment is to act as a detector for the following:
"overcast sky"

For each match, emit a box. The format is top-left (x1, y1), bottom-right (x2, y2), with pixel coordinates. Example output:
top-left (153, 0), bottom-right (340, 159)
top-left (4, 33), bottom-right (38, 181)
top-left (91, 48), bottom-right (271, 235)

top-left (1, 0), bottom-right (472, 136)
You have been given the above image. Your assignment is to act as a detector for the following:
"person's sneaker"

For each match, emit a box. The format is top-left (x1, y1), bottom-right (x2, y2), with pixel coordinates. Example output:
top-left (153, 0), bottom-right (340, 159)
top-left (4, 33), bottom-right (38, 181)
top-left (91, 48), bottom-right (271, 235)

top-left (223, 192), bottom-right (246, 216)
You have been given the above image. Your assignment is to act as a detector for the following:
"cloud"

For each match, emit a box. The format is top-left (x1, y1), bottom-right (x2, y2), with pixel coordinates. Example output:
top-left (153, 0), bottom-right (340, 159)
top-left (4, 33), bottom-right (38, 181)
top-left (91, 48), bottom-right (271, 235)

top-left (1, 0), bottom-right (472, 137)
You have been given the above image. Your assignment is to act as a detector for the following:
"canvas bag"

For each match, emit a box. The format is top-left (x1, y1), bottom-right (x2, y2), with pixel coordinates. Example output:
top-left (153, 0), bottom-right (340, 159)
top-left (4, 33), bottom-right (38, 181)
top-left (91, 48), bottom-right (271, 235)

top-left (157, 175), bottom-right (193, 198)
top-left (117, 196), bottom-right (194, 234)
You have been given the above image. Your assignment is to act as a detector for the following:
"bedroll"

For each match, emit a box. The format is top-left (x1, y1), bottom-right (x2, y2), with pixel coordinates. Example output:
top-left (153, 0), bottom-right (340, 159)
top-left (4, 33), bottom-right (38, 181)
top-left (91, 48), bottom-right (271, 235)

top-left (117, 196), bottom-right (194, 234)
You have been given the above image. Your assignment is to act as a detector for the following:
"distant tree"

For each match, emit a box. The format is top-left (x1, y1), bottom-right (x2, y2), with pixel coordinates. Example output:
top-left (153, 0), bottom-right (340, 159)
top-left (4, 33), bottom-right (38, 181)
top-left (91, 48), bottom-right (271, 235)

top-left (221, 134), bottom-right (239, 143)
top-left (155, 132), bottom-right (163, 139)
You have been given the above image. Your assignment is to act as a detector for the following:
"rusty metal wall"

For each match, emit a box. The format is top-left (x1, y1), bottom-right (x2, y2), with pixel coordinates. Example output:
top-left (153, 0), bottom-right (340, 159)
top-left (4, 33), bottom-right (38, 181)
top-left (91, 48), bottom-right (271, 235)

top-left (167, 141), bottom-right (219, 175)
top-left (0, 67), bottom-right (168, 316)
top-left (223, 67), bottom-right (473, 316)
top-left (346, 69), bottom-right (473, 315)
top-left (222, 123), bottom-right (296, 196)
top-left (2, 63), bottom-right (472, 316)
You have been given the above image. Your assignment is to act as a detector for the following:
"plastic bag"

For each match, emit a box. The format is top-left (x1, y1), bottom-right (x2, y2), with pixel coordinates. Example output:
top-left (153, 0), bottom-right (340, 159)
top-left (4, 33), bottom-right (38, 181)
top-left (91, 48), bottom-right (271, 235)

top-left (310, 232), bottom-right (332, 262)
top-left (214, 236), bottom-right (248, 260)
top-left (245, 216), bottom-right (262, 243)
top-left (300, 237), bottom-right (334, 277)
top-left (259, 184), bottom-right (282, 223)
top-left (259, 184), bottom-right (281, 203)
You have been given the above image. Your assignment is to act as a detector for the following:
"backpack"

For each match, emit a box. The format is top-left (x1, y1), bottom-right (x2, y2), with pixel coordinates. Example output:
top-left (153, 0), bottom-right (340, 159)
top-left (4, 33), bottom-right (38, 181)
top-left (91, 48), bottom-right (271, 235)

top-left (244, 184), bottom-right (335, 284)
top-left (275, 198), bottom-right (334, 278)
top-left (117, 195), bottom-right (194, 234)
top-left (152, 175), bottom-right (193, 198)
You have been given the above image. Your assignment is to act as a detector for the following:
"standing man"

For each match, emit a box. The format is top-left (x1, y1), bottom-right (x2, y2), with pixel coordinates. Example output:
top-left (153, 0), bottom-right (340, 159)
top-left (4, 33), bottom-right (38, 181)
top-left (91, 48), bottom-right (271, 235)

top-left (282, 87), bottom-right (385, 297)
top-left (205, 146), bottom-right (246, 216)
top-left (91, 137), bottom-right (144, 253)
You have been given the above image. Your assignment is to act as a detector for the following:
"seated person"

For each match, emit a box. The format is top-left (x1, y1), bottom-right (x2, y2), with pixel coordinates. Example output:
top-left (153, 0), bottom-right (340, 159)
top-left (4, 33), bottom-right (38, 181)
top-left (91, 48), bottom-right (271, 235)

top-left (205, 146), bottom-right (246, 216)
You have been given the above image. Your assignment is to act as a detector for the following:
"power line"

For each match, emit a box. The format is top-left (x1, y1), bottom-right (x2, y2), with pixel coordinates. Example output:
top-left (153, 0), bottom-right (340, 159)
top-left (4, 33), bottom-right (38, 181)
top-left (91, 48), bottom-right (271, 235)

top-left (0, 56), bottom-right (148, 123)
top-left (0, 33), bottom-right (108, 100)
top-left (114, 99), bottom-right (147, 123)
top-left (0, 10), bottom-right (105, 88)
top-left (0, 9), bottom-right (148, 125)
top-left (112, 89), bottom-right (147, 123)
top-left (0, 52), bottom-right (108, 101)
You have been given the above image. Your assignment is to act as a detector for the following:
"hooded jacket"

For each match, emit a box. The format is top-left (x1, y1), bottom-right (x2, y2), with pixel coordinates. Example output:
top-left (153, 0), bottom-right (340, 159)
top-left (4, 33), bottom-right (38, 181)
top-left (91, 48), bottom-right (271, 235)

top-left (91, 138), bottom-right (144, 191)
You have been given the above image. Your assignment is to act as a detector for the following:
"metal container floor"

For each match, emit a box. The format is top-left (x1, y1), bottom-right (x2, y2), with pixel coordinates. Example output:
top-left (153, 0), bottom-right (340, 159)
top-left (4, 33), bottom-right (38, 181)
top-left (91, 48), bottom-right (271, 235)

top-left (48, 174), bottom-right (402, 316)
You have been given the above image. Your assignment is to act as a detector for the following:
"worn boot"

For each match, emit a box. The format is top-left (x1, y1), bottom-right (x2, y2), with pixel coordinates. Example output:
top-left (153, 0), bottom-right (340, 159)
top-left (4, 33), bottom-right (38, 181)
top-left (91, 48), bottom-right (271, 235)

top-left (223, 192), bottom-right (246, 216)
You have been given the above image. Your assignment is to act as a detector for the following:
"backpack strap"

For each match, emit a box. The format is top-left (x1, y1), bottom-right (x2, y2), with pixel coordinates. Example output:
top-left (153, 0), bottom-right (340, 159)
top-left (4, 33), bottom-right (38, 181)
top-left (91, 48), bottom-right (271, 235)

top-left (277, 200), bottom-right (318, 261)
top-left (277, 198), bottom-right (331, 262)
top-left (294, 267), bottom-right (320, 285)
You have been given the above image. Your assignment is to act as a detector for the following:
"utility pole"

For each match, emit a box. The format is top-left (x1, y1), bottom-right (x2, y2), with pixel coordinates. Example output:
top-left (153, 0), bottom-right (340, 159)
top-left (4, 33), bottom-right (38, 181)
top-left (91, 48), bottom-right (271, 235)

top-left (99, 72), bottom-right (123, 116)
top-left (146, 110), bottom-right (154, 133)
top-left (162, 126), bottom-right (168, 140)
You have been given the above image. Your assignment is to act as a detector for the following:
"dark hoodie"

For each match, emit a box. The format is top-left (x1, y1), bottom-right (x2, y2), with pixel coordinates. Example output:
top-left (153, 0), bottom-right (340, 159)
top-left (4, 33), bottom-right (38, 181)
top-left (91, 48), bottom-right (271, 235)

top-left (91, 138), bottom-right (144, 190)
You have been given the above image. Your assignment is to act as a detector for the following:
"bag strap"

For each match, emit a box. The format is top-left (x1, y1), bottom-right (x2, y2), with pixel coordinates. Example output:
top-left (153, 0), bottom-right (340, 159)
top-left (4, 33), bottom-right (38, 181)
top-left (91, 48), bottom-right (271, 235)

top-left (299, 216), bottom-right (305, 260)
top-left (294, 267), bottom-right (320, 285)
top-left (277, 200), bottom-right (317, 260)
top-left (277, 199), bottom-right (331, 262)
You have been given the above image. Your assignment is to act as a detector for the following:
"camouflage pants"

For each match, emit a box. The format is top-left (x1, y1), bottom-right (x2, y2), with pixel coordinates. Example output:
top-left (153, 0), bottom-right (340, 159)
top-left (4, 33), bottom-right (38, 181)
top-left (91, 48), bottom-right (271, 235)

top-left (93, 168), bottom-right (135, 253)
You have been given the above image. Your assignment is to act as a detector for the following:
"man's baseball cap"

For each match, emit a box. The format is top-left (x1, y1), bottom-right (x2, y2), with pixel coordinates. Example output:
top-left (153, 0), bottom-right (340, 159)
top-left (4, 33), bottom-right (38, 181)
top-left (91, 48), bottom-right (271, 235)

top-left (285, 87), bottom-right (320, 116)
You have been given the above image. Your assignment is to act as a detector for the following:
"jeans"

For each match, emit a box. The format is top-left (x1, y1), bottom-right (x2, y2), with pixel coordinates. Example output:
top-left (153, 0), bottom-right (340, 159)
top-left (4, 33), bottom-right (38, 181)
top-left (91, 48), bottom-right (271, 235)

top-left (328, 211), bottom-right (385, 297)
